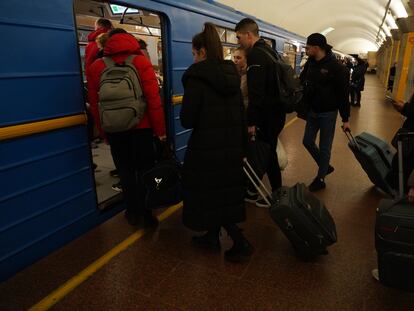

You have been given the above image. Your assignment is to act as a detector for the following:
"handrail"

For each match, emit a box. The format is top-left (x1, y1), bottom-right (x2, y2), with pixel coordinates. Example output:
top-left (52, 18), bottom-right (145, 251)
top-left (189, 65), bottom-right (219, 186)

top-left (0, 114), bottom-right (87, 141)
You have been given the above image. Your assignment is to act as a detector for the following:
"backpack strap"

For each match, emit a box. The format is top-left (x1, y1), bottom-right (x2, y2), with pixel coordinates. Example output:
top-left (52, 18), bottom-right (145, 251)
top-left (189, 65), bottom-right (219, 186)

top-left (124, 55), bottom-right (136, 65)
top-left (256, 46), bottom-right (281, 63)
top-left (102, 57), bottom-right (116, 68)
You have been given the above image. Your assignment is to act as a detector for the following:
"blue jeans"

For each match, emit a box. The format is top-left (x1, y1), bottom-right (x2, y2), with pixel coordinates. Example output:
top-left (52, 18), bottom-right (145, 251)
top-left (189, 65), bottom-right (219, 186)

top-left (302, 110), bottom-right (338, 179)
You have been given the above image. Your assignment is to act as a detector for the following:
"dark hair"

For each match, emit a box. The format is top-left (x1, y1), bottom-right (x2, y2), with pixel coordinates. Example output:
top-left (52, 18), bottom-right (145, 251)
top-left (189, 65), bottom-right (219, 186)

top-left (192, 22), bottom-right (223, 61)
top-left (138, 39), bottom-right (147, 50)
top-left (96, 18), bottom-right (113, 29)
top-left (108, 28), bottom-right (128, 37)
top-left (235, 18), bottom-right (259, 37)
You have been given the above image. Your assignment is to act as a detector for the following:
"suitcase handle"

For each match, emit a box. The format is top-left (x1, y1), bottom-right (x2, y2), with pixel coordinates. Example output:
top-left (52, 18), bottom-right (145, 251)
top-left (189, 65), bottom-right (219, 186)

top-left (396, 131), bottom-right (414, 198)
top-left (342, 127), bottom-right (360, 150)
top-left (243, 158), bottom-right (273, 207)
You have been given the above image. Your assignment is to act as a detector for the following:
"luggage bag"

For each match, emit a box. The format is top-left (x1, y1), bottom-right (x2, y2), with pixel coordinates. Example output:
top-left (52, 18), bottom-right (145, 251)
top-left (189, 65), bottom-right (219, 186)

top-left (375, 132), bottom-right (414, 291)
top-left (344, 130), bottom-right (395, 195)
top-left (243, 160), bottom-right (337, 261)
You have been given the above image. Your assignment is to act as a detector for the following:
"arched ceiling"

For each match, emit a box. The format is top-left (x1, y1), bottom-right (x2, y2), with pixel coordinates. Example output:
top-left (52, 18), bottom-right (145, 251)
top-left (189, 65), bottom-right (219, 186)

top-left (217, 0), bottom-right (411, 55)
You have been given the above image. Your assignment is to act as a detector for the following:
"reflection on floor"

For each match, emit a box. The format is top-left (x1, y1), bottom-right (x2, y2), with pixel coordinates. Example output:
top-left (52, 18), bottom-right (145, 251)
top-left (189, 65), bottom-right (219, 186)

top-left (91, 140), bottom-right (122, 206)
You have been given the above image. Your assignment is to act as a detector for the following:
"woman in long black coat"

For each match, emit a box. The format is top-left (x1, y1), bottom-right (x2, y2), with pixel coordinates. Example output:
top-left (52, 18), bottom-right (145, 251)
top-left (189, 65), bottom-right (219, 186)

top-left (180, 23), bottom-right (253, 262)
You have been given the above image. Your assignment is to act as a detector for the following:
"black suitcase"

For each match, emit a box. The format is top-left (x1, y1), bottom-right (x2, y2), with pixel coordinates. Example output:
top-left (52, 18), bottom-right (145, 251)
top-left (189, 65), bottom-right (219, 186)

top-left (244, 160), bottom-right (337, 261)
top-left (344, 130), bottom-right (395, 196)
top-left (375, 132), bottom-right (414, 291)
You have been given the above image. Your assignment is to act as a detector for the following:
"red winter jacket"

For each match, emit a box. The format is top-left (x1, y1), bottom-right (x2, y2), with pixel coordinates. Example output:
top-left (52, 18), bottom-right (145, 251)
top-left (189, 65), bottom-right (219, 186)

top-left (87, 33), bottom-right (166, 138)
top-left (85, 27), bottom-right (111, 77)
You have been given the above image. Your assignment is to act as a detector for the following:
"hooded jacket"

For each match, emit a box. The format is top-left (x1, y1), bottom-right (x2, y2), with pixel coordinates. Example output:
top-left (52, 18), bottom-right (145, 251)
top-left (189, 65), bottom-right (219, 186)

top-left (300, 52), bottom-right (350, 122)
top-left (87, 33), bottom-right (166, 138)
top-left (85, 27), bottom-right (111, 75)
top-left (180, 59), bottom-right (246, 231)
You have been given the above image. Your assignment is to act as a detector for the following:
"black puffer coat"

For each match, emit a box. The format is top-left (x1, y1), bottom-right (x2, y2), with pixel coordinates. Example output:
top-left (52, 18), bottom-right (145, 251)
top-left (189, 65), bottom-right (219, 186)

top-left (180, 59), bottom-right (246, 231)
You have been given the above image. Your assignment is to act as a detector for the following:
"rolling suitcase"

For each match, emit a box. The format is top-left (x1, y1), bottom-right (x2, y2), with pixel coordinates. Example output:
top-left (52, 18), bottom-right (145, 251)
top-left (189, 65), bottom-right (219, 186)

top-left (344, 130), bottom-right (395, 195)
top-left (243, 159), bottom-right (337, 261)
top-left (375, 132), bottom-right (414, 291)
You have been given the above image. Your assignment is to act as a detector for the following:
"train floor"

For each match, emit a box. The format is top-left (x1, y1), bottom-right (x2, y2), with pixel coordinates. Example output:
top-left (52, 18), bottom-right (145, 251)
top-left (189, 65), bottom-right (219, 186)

top-left (1, 74), bottom-right (414, 310)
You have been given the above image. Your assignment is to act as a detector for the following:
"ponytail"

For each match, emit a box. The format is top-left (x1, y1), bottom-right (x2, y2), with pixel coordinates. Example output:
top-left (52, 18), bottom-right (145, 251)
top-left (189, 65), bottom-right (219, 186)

top-left (192, 22), bottom-right (223, 61)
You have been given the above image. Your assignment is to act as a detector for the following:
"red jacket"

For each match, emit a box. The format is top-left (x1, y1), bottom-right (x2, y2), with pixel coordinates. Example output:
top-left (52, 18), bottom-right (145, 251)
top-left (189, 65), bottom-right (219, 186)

top-left (84, 27), bottom-right (111, 76)
top-left (87, 33), bottom-right (166, 137)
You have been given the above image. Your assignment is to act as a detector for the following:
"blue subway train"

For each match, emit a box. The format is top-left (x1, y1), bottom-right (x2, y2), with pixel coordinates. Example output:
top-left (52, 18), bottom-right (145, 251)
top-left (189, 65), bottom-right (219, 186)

top-left (0, 0), bottom-right (306, 281)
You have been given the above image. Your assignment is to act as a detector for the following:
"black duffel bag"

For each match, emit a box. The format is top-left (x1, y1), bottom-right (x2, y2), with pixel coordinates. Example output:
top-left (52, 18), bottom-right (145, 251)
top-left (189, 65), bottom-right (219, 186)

top-left (141, 139), bottom-right (182, 209)
top-left (245, 135), bottom-right (271, 179)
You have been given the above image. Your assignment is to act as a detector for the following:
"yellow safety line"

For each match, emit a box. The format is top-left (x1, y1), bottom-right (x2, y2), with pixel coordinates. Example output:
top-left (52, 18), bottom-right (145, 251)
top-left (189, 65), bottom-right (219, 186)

top-left (0, 114), bottom-right (87, 141)
top-left (28, 202), bottom-right (183, 311)
top-left (29, 115), bottom-right (299, 311)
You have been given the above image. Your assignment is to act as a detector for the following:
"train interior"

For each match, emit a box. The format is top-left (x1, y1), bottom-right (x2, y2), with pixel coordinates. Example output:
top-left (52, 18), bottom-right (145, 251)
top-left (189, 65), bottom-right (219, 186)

top-left (74, 0), bottom-right (165, 209)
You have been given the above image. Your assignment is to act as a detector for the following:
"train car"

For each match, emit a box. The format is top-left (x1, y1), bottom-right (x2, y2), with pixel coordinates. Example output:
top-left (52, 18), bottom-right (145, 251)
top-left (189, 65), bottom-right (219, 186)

top-left (0, 0), bottom-right (305, 281)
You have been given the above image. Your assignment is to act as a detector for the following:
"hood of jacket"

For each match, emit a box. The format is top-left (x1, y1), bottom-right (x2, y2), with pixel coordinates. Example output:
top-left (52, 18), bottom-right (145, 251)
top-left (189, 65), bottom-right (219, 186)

top-left (182, 60), bottom-right (240, 95)
top-left (87, 27), bottom-right (111, 42)
top-left (103, 33), bottom-right (141, 56)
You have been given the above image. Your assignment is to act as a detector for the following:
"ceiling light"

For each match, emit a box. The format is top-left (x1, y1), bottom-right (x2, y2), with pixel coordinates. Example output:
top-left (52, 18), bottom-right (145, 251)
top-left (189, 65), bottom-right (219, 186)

top-left (320, 27), bottom-right (334, 35)
top-left (390, 0), bottom-right (408, 18)
top-left (386, 13), bottom-right (398, 29)
top-left (382, 24), bottom-right (391, 36)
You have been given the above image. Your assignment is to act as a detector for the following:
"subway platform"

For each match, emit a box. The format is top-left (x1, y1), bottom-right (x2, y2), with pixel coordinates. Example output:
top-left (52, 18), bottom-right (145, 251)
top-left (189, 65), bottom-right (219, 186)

top-left (1, 74), bottom-right (414, 310)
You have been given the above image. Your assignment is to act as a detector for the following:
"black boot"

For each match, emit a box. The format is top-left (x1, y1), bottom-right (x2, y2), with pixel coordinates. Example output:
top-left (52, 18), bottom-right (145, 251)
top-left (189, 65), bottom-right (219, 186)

top-left (223, 224), bottom-right (254, 262)
top-left (192, 227), bottom-right (221, 251)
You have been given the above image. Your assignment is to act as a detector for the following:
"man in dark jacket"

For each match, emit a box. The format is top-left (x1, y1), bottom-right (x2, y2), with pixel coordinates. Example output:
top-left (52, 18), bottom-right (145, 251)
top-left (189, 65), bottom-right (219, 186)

top-left (300, 33), bottom-right (350, 192)
top-left (236, 18), bottom-right (286, 207)
top-left (350, 57), bottom-right (367, 106)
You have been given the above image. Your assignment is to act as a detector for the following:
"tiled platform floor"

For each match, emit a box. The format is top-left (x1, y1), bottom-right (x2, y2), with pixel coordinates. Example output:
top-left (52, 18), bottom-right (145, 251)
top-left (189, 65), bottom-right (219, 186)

top-left (1, 74), bottom-right (414, 310)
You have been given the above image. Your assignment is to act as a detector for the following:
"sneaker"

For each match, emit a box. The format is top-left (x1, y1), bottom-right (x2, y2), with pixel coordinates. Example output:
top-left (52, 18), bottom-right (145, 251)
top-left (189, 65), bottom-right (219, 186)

top-left (327, 165), bottom-right (335, 175)
top-left (224, 240), bottom-right (254, 263)
top-left (245, 190), bottom-right (258, 203)
top-left (371, 268), bottom-right (379, 281)
top-left (192, 233), bottom-right (221, 251)
top-left (110, 169), bottom-right (119, 177)
top-left (308, 178), bottom-right (326, 192)
top-left (111, 181), bottom-right (122, 192)
top-left (255, 197), bottom-right (271, 208)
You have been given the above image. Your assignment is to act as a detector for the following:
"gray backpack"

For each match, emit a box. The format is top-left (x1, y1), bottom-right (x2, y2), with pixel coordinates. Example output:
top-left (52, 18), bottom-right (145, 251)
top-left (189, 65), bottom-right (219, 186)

top-left (98, 55), bottom-right (146, 133)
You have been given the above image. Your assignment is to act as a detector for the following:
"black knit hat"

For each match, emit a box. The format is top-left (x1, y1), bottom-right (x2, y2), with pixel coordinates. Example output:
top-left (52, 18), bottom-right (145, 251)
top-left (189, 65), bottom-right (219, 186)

top-left (306, 33), bottom-right (332, 50)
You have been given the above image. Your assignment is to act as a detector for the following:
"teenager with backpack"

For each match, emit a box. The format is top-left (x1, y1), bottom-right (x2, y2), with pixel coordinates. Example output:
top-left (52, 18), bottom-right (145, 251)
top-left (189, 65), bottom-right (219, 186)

top-left (300, 33), bottom-right (350, 192)
top-left (180, 23), bottom-right (253, 262)
top-left (87, 29), bottom-right (166, 227)
top-left (235, 18), bottom-right (286, 207)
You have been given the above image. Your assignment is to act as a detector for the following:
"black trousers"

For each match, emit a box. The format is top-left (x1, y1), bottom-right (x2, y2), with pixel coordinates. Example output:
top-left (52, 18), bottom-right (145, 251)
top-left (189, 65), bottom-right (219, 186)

top-left (256, 115), bottom-right (286, 191)
top-left (350, 87), bottom-right (361, 105)
top-left (107, 129), bottom-right (155, 216)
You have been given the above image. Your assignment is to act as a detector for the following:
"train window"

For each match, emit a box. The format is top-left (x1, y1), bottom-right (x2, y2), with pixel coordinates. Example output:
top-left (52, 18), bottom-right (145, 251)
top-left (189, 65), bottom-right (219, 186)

top-left (283, 42), bottom-right (297, 69)
top-left (262, 38), bottom-right (274, 48)
top-left (74, 0), bottom-right (166, 209)
top-left (216, 26), bottom-right (226, 43)
top-left (226, 30), bottom-right (238, 45)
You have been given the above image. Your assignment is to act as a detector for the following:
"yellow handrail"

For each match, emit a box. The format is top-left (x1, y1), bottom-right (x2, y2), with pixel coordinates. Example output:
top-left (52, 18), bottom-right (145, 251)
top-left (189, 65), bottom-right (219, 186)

top-left (0, 114), bottom-right (87, 141)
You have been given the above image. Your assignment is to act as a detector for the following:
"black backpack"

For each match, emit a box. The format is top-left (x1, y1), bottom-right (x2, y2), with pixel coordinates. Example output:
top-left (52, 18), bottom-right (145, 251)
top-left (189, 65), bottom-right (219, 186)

top-left (256, 46), bottom-right (303, 113)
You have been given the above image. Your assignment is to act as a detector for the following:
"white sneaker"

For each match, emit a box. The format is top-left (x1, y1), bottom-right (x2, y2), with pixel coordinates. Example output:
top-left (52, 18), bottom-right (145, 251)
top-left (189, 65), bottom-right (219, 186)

top-left (255, 197), bottom-right (271, 208)
top-left (371, 268), bottom-right (379, 281)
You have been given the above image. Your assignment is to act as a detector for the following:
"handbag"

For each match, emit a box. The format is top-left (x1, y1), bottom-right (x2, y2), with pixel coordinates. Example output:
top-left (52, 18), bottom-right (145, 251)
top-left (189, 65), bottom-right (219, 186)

top-left (276, 138), bottom-right (288, 170)
top-left (141, 139), bottom-right (183, 209)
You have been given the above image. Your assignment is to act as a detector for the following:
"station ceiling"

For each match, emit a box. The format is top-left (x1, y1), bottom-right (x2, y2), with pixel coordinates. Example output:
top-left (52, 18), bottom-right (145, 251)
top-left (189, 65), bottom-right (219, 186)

top-left (217, 0), bottom-right (412, 55)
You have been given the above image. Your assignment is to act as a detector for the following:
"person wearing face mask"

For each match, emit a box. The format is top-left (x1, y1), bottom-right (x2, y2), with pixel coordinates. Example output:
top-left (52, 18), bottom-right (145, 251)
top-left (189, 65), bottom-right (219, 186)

top-left (180, 22), bottom-right (253, 263)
